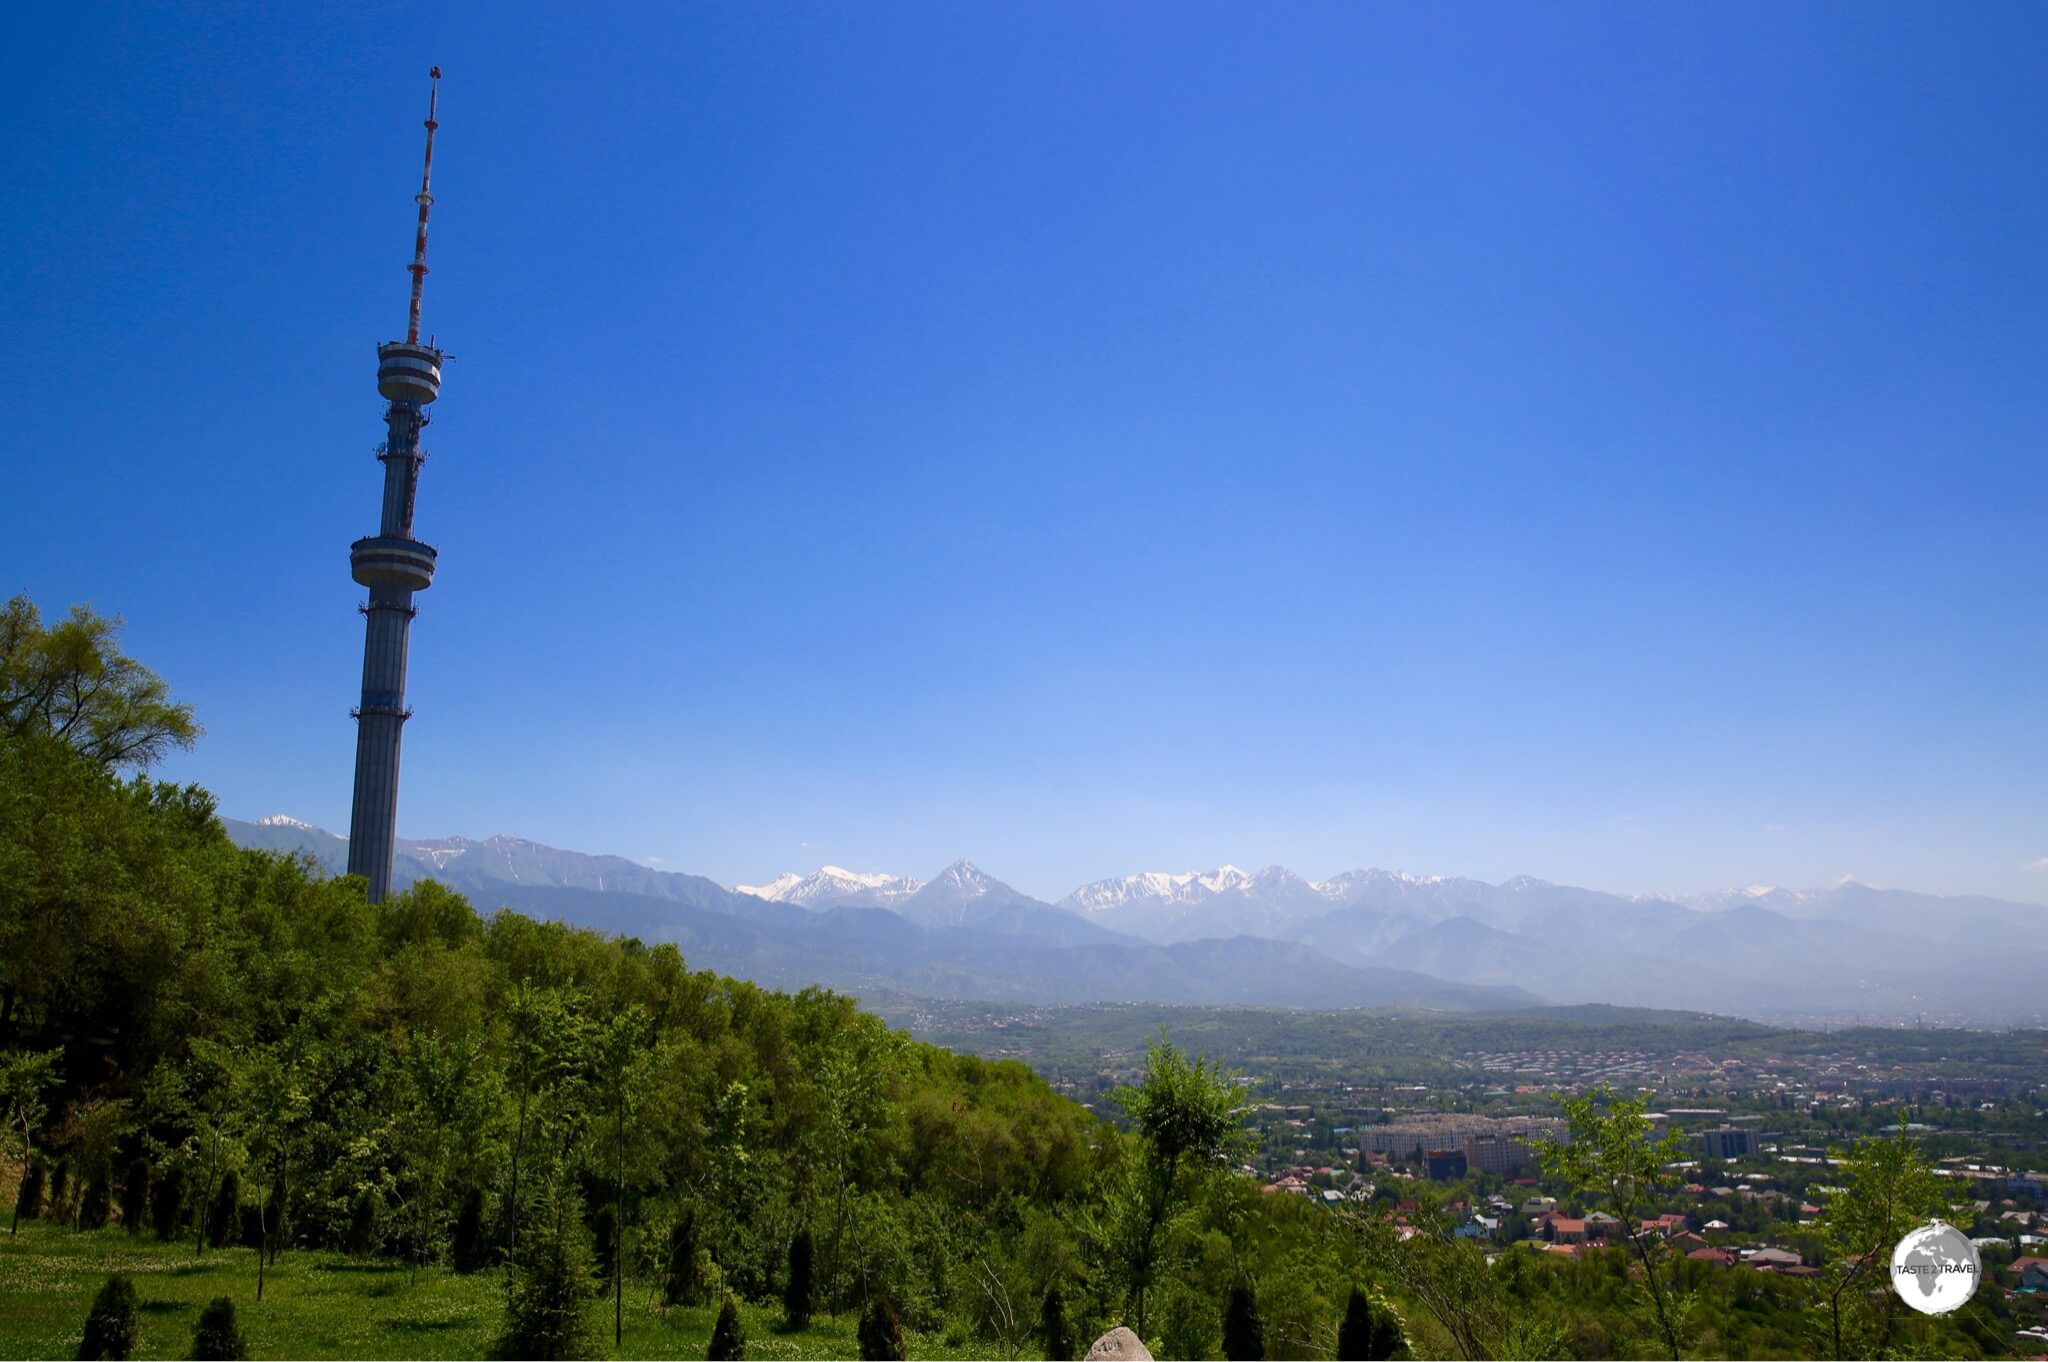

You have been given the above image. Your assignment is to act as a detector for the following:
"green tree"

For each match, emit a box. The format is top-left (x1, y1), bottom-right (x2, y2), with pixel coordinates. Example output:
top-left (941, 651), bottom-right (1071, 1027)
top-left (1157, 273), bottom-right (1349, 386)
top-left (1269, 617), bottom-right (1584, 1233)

top-left (785, 1228), bottom-right (816, 1330)
top-left (1222, 1282), bottom-right (1265, 1361)
top-left (1108, 1036), bottom-right (1251, 1334)
top-left (500, 1192), bottom-right (599, 1361)
top-left (1, 1046), bottom-right (60, 1236)
top-left (150, 1165), bottom-right (186, 1242)
top-left (0, 596), bottom-right (200, 768)
top-left (236, 1039), bottom-right (310, 1297)
top-left (1536, 1086), bottom-right (1690, 1361)
top-left (118, 1162), bottom-right (149, 1235)
top-left (593, 1005), bottom-right (650, 1348)
top-left (1336, 1284), bottom-right (1406, 1361)
top-left (1352, 1207), bottom-right (1563, 1361)
top-left (204, 1169), bottom-right (240, 1250)
top-left (707, 1294), bottom-right (748, 1361)
top-left (662, 1211), bottom-right (702, 1307)
top-left (1814, 1115), bottom-right (1952, 1360)
top-left (451, 1185), bottom-right (490, 1273)
top-left (1039, 1284), bottom-right (1075, 1362)
top-left (77, 1274), bottom-right (139, 1361)
top-left (13, 1157), bottom-right (45, 1228)
top-left (857, 1297), bottom-right (906, 1361)
top-left (186, 1297), bottom-right (246, 1362)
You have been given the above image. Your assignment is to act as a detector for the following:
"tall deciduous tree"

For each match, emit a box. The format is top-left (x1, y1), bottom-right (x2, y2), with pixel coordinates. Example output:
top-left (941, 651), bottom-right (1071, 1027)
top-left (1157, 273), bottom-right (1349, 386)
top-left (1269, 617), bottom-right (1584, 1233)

top-left (1107, 1036), bottom-right (1251, 1335)
top-left (1814, 1115), bottom-right (1952, 1360)
top-left (0, 597), bottom-right (199, 769)
top-left (2, 1047), bottom-right (61, 1236)
top-left (1536, 1085), bottom-right (1690, 1361)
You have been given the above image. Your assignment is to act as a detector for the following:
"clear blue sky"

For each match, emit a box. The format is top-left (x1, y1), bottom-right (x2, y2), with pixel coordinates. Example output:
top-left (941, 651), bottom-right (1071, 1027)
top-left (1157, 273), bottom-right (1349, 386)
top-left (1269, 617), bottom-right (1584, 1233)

top-left (6, 3), bottom-right (2046, 904)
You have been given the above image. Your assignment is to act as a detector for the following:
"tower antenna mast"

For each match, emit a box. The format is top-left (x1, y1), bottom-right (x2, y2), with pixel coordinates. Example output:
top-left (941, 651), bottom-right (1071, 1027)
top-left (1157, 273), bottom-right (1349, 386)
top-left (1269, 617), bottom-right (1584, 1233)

top-left (406, 67), bottom-right (441, 344)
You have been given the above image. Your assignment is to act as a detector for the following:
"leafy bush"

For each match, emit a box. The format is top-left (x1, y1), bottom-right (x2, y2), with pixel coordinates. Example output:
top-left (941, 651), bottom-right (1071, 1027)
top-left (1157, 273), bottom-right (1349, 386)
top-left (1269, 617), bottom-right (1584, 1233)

top-left (204, 1171), bottom-right (239, 1249)
top-left (499, 1204), bottom-right (598, 1361)
top-left (15, 1157), bottom-right (44, 1223)
top-left (784, 1229), bottom-right (815, 1330)
top-left (1222, 1283), bottom-right (1264, 1362)
top-left (187, 1297), bottom-right (246, 1362)
top-left (76, 1274), bottom-right (138, 1361)
top-left (707, 1295), bottom-right (747, 1361)
top-left (661, 1213), bottom-right (700, 1307)
top-left (78, 1173), bottom-right (111, 1231)
top-left (1337, 1285), bottom-right (1406, 1361)
top-left (118, 1164), bottom-right (149, 1235)
top-left (345, 1189), bottom-right (379, 1257)
top-left (858, 1297), bottom-right (906, 1361)
top-left (451, 1186), bottom-right (491, 1273)
top-left (150, 1167), bottom-right (185, 1242)
top-left (1039, 1285), bottom-right (1075, 1362)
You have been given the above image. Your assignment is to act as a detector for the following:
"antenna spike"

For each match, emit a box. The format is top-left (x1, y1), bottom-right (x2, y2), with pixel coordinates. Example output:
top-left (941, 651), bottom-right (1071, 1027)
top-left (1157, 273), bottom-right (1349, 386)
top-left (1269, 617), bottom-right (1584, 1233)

top-left (405, 68), bottom-right (441, 345)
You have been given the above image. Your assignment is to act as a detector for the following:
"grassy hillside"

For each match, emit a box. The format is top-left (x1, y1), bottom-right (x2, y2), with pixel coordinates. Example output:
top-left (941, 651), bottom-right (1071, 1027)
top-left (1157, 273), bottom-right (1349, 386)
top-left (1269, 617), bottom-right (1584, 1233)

top-left (0, 1221), bottom-right (987, 1361)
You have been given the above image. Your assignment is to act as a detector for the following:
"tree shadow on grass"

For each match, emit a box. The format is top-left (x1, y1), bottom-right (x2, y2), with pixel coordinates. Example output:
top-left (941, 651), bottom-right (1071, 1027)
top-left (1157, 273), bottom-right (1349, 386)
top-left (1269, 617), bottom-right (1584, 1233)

top-left (382, 1318), bottom-right (465, 1333)
top-left (138, 1299), bottom-right (194, 1314)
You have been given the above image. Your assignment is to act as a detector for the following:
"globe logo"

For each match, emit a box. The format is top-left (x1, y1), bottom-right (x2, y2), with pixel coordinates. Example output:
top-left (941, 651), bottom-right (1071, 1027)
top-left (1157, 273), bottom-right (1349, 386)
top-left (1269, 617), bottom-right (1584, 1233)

top-left (1889, 1221), bottom-right (1980, 1315)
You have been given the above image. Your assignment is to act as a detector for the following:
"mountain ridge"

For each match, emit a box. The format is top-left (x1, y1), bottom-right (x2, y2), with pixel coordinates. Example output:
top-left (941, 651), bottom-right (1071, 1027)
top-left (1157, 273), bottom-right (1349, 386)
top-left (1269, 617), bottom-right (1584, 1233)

top-left (220, 817), bottom-right (2048, 1024)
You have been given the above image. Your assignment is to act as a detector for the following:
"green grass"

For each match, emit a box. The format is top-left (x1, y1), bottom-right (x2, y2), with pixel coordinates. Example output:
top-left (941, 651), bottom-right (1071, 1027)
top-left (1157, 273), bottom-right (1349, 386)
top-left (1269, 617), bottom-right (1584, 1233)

top-left (0, 1221), bottom-right (999, 1360)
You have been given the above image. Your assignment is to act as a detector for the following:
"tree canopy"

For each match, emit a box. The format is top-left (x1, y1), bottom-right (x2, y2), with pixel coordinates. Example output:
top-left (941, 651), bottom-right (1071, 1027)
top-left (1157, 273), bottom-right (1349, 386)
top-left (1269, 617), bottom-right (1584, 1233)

top-left (1, 596), bottom-right (199, 769)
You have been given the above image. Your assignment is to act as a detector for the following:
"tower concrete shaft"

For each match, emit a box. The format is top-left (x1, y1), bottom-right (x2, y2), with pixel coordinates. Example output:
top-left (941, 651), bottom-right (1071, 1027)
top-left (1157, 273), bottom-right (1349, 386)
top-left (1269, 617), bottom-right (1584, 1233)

top-left (348, 72), bottom-right (444, 904)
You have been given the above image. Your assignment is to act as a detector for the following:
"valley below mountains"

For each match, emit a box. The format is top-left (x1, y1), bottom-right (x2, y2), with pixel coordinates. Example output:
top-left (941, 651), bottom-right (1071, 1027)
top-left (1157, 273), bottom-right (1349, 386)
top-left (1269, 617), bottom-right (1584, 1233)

top-left (224, 817), bottom-right (2048, 1025)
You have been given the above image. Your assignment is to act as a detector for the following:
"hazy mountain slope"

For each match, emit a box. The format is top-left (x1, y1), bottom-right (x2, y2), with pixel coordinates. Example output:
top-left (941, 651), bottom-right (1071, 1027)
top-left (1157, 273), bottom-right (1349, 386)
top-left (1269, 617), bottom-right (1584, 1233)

top-left (445, 884), bottom-right (1537, 1011)
top-left (222, 817), bottom-right (742, 913)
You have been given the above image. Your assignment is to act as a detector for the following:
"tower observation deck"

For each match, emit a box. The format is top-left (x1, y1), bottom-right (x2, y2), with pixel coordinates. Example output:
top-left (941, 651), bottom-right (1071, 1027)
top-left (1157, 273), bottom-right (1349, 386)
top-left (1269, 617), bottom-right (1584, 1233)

top-left (347, 70), bottom-right (445, 903)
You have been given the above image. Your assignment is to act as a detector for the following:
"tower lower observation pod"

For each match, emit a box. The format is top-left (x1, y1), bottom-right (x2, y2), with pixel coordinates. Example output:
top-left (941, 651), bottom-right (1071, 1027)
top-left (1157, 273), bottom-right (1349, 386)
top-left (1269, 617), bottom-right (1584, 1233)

top-left (347, 70), bottom-right (446, 903)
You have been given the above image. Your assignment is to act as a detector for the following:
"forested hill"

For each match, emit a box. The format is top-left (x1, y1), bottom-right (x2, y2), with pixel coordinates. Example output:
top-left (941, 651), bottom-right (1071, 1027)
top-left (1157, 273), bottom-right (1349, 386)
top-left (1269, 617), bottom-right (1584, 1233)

top-left (1, 726), bottom-right (1368, 1356)
top-left (3, 729), bottom-right (1066, 1277)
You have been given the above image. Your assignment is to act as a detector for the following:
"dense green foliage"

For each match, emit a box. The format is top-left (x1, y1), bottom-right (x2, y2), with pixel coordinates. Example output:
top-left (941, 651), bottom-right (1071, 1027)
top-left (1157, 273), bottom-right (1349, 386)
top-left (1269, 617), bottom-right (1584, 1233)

top-left (1221, 1283), bottom-right (1263, 1361)
top-left (1535, 1087), bottom-right (1691, 1360)
top-left (783, 1228), bottom-right (814, 1330)
top-left (187, 1297), bottom-right (245, 1361)
top-left (0, 597), bottom-right (200, 771)
top-left (77, 1273), bottom-right (138, 1361)
top-left (706, 1295), bottom-right (746, 1361)
top-left (0, 711), bottom-right (1366, 1357)
top-left (1335, 1285), bottom-right (1403, 1361)
top-left (856, 1297), bottom-right (904, 1361)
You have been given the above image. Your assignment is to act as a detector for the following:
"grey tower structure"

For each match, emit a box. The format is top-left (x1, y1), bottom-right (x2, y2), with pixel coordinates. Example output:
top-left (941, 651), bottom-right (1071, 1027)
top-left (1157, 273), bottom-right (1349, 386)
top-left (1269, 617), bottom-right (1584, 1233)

top-left (348, 71), bottom-right (445, 903)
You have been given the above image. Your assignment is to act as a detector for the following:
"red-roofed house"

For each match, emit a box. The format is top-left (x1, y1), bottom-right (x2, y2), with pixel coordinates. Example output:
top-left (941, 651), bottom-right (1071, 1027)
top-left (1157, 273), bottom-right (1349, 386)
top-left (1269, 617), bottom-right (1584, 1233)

top-left (1549, 1217), bottom-right (1588, 1245)
top-left (1688, 1247), bottom-right (1735, 1267)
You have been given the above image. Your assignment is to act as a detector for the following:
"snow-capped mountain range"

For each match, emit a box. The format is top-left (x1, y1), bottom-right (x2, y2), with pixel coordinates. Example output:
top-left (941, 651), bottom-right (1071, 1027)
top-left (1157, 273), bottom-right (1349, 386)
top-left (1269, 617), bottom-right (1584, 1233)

top-left (220, 817), bottom-right (2048, 1024)
top-left (738, 866), bottom-right (922, 909)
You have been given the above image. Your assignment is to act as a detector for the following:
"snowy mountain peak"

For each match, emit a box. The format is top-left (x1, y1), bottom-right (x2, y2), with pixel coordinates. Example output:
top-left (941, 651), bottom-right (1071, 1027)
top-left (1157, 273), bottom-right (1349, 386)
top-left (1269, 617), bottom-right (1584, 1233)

top-left (933, 860), bottom-right (992, 893)
top-left (1061, 864), bottom-right (1280, 914)
top-left (738, 865), bottom-right (924, 908)
top-left (737, 872), bottom-right (805, 899)
top-left (256, 814), bottom-right (328, 833)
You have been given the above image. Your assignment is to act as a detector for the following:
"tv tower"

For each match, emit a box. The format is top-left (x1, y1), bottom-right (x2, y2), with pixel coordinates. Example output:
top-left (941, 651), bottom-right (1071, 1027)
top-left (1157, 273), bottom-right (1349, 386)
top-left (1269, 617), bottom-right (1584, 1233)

top-left (347, 69), bottom-right (446, 903)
